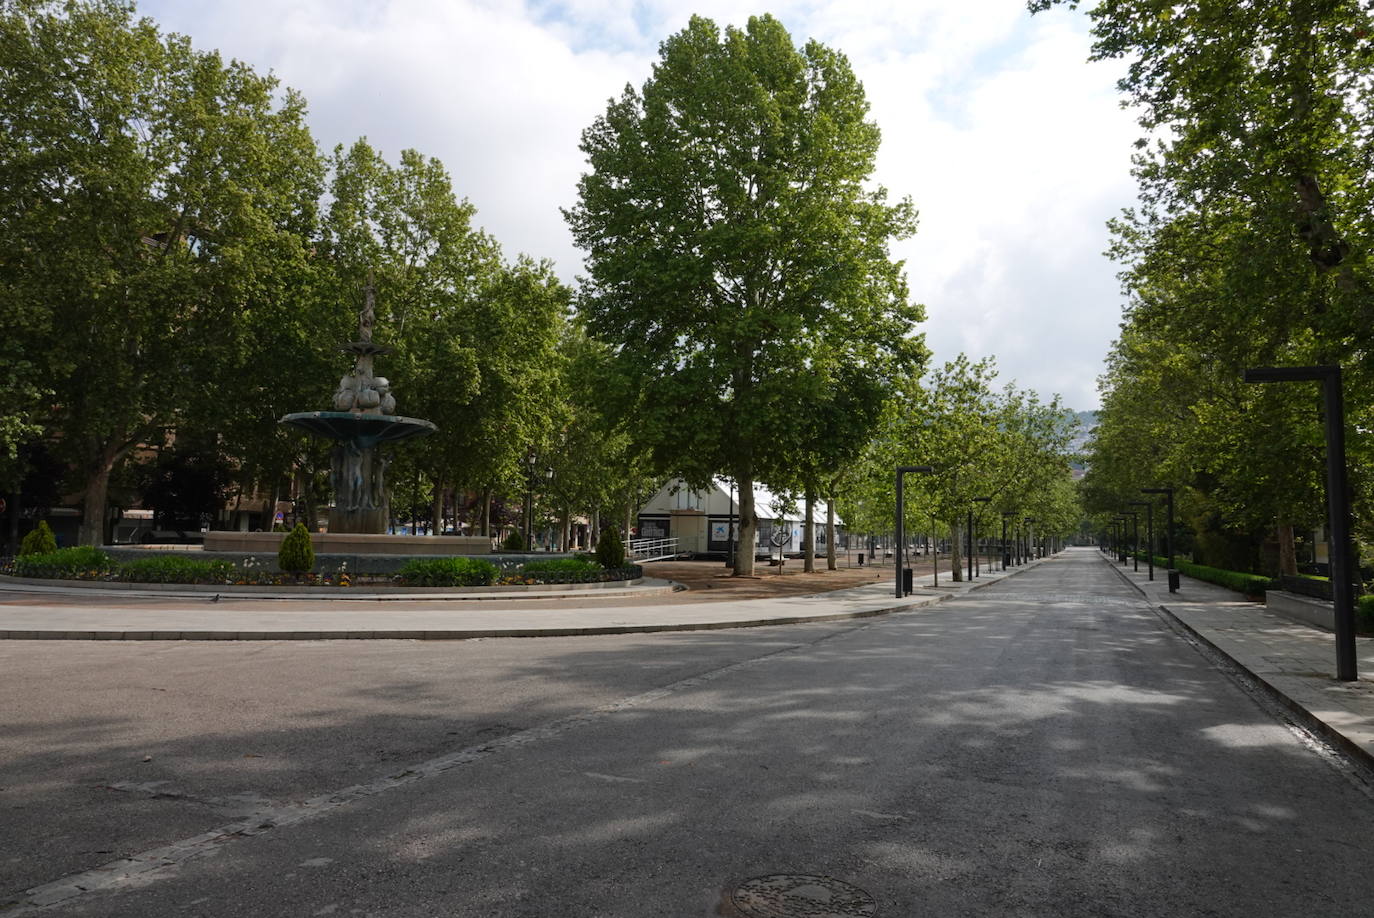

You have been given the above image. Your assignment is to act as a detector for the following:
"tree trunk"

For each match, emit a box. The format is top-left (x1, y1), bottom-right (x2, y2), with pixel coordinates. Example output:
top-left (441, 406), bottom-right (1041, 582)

top-left (6, 485), bottom-right (20, 556)
top-left (949, 520), bottom-right (964, 582)
top-left (479, 486), bottom-right (492, 537)
top-left (803, 488), bottom-right (816, 573)
top-left (733, 471), bottom-right (758, 576)
top-left (590, 508), bottom-right (600, 548)
top-left (560, 508), bottom-right (570, 553)
top-left (78, 441), bottom-right (125, 546)
top-left (826, 497), bottom-right (837, 571)
top-left (1277, 522), bottom-right (1298, 577)
top-left (431, 481), bottom-right (444, 535)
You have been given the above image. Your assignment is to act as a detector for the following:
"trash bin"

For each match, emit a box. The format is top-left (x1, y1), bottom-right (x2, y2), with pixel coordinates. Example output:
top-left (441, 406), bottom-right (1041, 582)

top-left (858, 552), bottom-right (865, 566)
top-left (1168, 569), bottom-right (1181, 592)
top-left (902, 567), bottom-right (913, 595)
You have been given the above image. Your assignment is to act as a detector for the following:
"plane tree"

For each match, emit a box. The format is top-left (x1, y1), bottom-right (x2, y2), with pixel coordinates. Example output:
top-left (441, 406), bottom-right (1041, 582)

top-left (565, 14), bottom-right (924, 575)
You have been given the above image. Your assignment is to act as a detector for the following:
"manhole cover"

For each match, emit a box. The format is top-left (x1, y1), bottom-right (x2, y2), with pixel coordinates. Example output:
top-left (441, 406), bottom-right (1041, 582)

top-left (728, 874), bottom-right (877, 917)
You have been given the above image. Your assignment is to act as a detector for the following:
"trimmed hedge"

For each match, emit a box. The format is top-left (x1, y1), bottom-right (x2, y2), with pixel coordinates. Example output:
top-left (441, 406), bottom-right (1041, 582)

top-left (396, 557), bottom-right (501, 587)
top-left (521, 558), bottom-right (601, 574)
top-left (1174, 560), bottom-right (1273, 596)
top-left (1131, 552), bottom-right (1272, 596)
top-left (119, 555), bottom-right (235, 584)
top-left (13, 546), bottom-right (112, 579)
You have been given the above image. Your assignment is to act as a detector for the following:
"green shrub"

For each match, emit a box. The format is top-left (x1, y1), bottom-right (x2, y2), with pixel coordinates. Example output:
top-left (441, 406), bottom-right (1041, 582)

top-left (278, 523), bottom-right (315, 573)
top-left (13, 545), bottom-right (112, 579)
top-left (1358, 595), bottom-right (1374, 633)
top-left (119, 555), bottom-right (235, 584)
top-left (521, 558), bottom-right (601, 574)
top-left (1175, 559), bottom-right (1272, 596)
top-left (595, 527), bottom-right (625, 569)
top-left (396, 557), bottom-right (500, 587)
top-left (501, 530), bottom-right (525, 551)
top-left (19, 521), bottom-right (57, 556)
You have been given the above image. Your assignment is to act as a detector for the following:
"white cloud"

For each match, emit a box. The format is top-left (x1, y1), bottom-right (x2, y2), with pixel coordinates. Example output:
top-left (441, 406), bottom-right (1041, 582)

top-left (138, 0), bottom-right (1138, 409)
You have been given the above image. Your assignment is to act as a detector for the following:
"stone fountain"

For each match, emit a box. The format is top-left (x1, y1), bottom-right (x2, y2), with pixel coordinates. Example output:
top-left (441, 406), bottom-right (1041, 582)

top-left (279, 285), bottom-right (434, 533)
top-left (203, 285), bottom-right (491, 559)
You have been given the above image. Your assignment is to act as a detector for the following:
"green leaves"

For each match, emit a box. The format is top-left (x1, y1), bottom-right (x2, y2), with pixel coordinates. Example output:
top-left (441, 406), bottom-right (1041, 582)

top-left (566, 14), bottom-right (924, 572)
top-left (1045, 0), bottom-right (1374, 568)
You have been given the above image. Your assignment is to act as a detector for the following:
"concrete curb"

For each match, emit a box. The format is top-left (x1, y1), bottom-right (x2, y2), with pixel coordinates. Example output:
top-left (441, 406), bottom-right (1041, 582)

top-left (1104, 557), bottom-right (1374, 770)
top-left (0, 574), bottom-right (679, 602)
top-left (0, 594), bottom-right (954, 641)
top-left (0, 557), bottom-right (1048, 642)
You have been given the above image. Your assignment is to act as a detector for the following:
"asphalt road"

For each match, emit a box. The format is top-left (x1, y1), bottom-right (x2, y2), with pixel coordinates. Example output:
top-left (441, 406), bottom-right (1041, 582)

top-left (4, 548), bottom-right (1373, 916)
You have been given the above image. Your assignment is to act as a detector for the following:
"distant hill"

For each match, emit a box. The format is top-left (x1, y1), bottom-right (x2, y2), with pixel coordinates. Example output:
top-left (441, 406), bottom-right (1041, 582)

top-left (1068, 410), bottom-right (1098, 467)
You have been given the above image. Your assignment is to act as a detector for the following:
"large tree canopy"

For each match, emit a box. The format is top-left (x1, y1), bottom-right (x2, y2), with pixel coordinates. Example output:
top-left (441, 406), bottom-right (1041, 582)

top-left (0, 0), bottom-right (323, 543)
top-left (1036, 0), bottom-right (1374, 572)
top-left (566, 14), bottom-right (925, 574)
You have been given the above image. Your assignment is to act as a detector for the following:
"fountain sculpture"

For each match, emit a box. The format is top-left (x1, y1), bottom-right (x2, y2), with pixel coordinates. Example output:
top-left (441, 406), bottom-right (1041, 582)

top-left (279, 285), bottom-right (436, 533)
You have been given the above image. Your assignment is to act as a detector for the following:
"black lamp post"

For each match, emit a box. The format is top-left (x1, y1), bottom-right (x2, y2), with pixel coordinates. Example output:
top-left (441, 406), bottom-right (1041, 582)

top-left (1244, 365), bottom-right (1357, 681)
top-left (1141, 487), bottom-right (1175, 591)
top-left (1129, 499), bottom-right (1153, 580)
top-left (1001, 513), bottom-right (1012, 570)
top-left (1123, 509), bottom-right (1140, 572)
top-left (895, 465), bottom-right (934, 598)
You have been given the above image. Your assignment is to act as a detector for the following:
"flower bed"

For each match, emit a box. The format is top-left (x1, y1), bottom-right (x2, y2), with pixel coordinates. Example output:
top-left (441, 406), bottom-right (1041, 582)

top-left (2, 547), bottom-right (643, 588)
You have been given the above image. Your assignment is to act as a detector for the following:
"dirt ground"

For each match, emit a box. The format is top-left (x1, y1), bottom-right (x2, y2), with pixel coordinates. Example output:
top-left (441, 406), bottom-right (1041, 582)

top-left (642, 558), bottom-right (888, 601)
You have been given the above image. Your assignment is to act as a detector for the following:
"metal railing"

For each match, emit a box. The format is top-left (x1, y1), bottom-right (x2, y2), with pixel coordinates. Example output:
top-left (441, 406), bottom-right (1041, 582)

top-left (628, 537), bottom-right (680, 563)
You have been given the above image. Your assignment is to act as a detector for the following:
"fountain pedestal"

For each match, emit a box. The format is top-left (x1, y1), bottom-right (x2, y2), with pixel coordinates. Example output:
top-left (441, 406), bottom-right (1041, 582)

top-left (279, 285), bottom-right (437, 535)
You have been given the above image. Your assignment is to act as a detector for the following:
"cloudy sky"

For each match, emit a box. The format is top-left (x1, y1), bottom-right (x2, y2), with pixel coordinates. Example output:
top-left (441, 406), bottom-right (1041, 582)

top-left (140, 0), bottom-right (1140, 410)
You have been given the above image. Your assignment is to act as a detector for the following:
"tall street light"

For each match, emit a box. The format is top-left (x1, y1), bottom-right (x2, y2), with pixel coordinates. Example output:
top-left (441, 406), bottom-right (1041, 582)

top-left (1130, 499), bottom-right (1154, 581)
top-left (1124, 509), bottom-right (1140, 572)
top-left (1244, 365), bottom-right (1357, 681)
top-left (1142, 487), bottom-right (1176, 591)
top-left (1001, 513), bottom-right (1013, 570)
top-left (895, 466), bottom-right (934, 599)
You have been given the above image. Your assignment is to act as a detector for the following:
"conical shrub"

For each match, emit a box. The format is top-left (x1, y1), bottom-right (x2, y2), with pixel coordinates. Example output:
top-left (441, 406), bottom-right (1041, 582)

top-left (595, 526), bottom-right (625, 569)
top-left (278, 522), bottom-right (315, 574)
top-left (20, 520), bottom-right (57, 556)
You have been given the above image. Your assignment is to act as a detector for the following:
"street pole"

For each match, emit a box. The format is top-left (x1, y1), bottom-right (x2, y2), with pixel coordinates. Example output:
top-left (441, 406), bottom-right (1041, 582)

top-left (1245, 366), bottom-right (1357, 681)
top-left (895, 466), bottom-right (934, 599)
top-left (1142, 487), bottom-right (1175, 591)
top-left (1125, 510), bottom-right (1140, 572)
top-left (1001, 515), bottom-right (1010, 570)
top-left (1132, 498), bottom-right (1154, 581)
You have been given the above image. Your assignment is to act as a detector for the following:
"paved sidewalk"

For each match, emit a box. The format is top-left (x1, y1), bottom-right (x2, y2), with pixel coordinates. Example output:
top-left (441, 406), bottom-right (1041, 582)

top-left (1105, 554), bottom-right (1374, 766)
top-left (0, 560), bottom-right (1036, 641)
